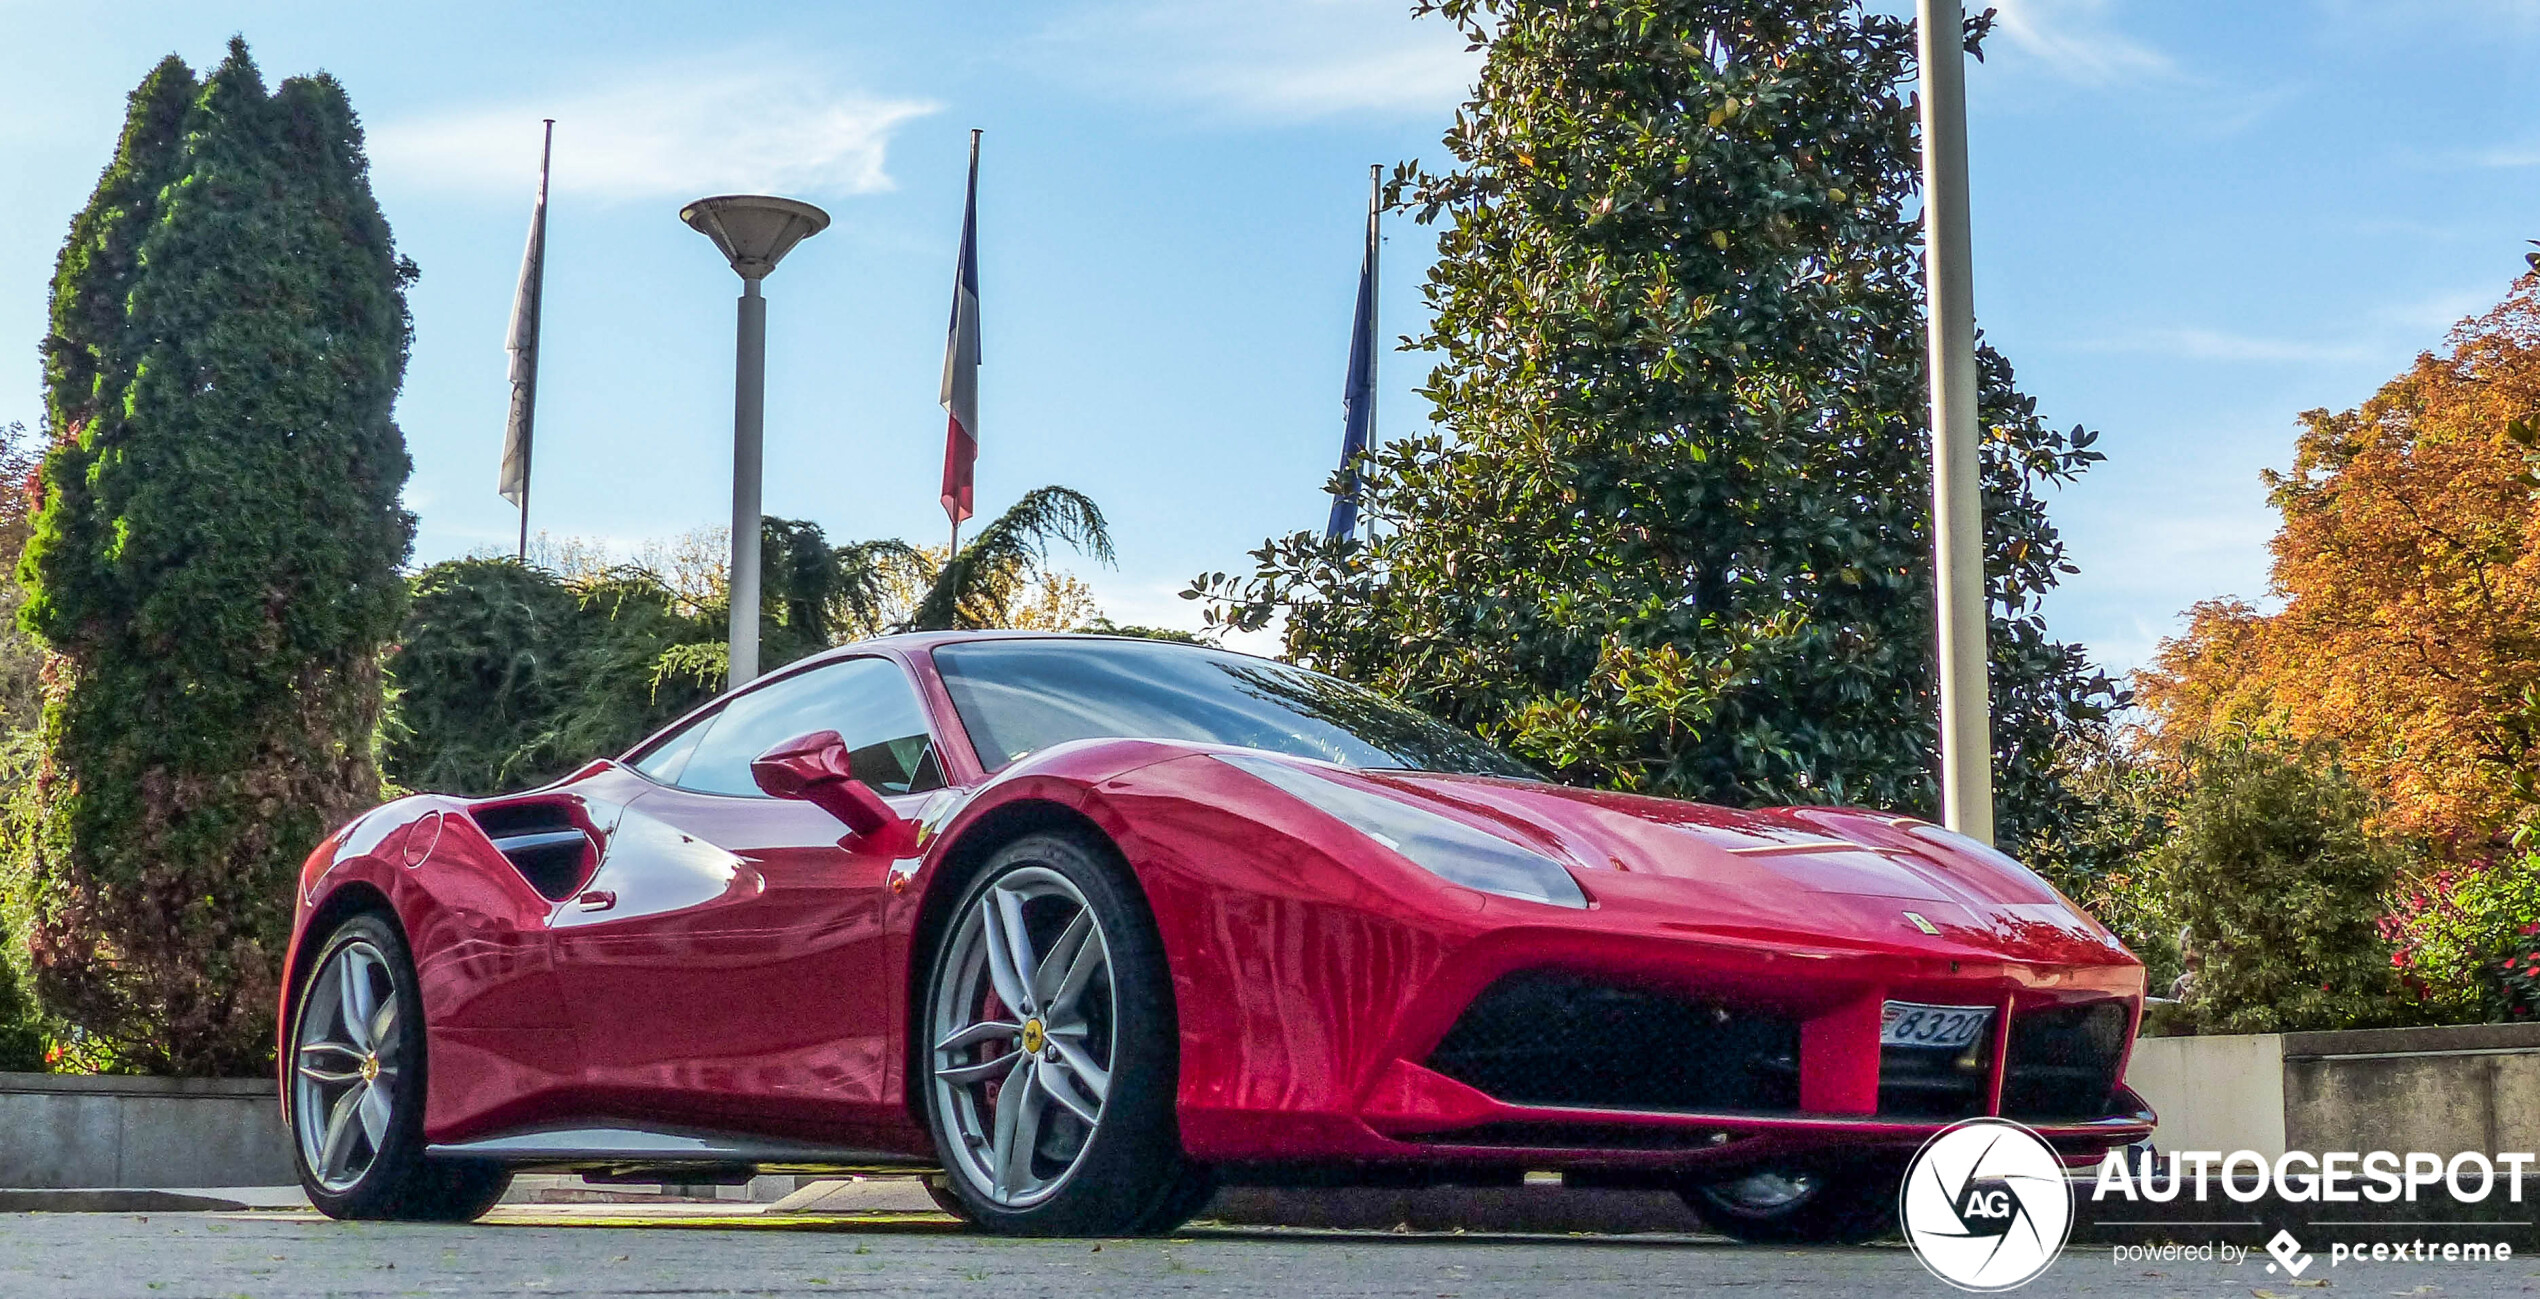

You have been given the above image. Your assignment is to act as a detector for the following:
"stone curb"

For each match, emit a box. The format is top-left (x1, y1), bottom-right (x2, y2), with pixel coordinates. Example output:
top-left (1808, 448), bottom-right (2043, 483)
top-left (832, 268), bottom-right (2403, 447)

top-left (0, 1189), bottom-right (257, 1213)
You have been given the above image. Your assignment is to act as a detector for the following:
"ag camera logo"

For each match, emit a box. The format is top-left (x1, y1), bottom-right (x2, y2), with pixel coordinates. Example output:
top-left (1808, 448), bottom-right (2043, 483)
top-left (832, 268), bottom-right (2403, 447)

top-left (1902, 1118), bottom-right (2074, 1291)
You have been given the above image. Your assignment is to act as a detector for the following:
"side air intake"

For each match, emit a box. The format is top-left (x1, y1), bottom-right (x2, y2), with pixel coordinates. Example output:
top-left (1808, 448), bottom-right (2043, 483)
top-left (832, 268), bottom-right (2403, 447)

top-left (470, 803), bottom-right (593, 902)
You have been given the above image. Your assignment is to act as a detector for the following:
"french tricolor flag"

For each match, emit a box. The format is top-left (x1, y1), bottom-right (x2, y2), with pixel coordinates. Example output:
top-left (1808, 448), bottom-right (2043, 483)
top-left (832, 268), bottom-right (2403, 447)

top-left (939, 130), bottom-right (982, 531)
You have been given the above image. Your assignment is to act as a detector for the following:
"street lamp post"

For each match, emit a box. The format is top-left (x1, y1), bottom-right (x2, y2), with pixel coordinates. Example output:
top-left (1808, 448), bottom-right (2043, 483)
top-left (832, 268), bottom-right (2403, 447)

top-left (1917, 0), bottom-right (1994, 843)
top-left (680, 195), bottom-right (831, 689)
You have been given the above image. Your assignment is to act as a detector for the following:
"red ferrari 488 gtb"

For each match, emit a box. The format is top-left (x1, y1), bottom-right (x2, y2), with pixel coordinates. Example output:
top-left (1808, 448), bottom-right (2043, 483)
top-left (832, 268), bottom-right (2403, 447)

top-left (280, 632), bottom-right (2150, 1239)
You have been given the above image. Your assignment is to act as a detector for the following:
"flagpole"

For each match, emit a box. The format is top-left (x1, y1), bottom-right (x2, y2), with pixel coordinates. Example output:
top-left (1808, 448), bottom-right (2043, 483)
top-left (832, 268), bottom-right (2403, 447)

top-left (1325, 165), bottom-right (1382, 543)
top-left (520, 119), bottom-right (552, 560)
top-left (1362, 163), bottom-right (1378, 543)
top-left (939, 130), bottom-right (983, 561)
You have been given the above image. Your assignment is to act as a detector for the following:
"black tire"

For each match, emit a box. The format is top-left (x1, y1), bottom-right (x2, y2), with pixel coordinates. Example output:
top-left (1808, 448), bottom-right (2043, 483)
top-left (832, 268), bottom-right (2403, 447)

top-left (919, 832), bottom-right (1194, 1235)
top-left (1681, 1160), bottom-right (1902, 1245)
top-left (921, 1172), bottom-right (967, 1218)
top-left (283, 912), bottom-right (511, 1222)
top-left (1128, 1163), bottom-right (1220, 1235)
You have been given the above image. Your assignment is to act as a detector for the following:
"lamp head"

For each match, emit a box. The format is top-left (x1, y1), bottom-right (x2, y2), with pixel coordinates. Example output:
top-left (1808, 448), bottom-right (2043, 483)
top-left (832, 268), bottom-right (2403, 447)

top-left (680, 195), bottom-right (831, 280)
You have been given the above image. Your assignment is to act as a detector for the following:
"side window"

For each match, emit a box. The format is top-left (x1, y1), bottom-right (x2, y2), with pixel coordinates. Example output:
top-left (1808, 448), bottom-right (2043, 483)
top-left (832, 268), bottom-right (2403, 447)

top-left (669, 657), bottom-right (944, 797)
top-left (631, 714), bottom-right (712, 785)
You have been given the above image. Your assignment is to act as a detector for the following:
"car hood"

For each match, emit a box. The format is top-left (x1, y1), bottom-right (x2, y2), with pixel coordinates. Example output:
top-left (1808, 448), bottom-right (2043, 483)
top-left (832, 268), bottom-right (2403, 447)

top-left (1349, 770), bottom-right (2131, 966)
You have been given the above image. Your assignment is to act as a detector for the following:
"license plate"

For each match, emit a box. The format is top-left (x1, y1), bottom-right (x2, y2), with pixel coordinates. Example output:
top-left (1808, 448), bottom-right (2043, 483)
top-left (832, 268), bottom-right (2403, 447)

top-left (1880, 1001), bottom-right (1994, 1050)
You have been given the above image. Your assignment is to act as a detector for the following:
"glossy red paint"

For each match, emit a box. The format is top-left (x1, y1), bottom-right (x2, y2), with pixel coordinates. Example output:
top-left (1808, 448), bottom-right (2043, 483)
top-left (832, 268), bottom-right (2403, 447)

top-left (282, 631), bottom-right (2152, 1181)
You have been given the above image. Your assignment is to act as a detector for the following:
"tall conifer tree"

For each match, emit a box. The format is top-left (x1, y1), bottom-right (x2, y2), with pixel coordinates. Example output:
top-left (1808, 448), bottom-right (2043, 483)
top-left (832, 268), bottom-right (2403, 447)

top-left (24, 39), bottom-right (415, 1073)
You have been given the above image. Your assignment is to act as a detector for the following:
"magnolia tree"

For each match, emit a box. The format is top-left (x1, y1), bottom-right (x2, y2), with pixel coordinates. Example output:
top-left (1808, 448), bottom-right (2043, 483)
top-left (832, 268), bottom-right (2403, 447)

top-left (21, 42), bottom-right (416, 1073)
top-left (1193, 0), bottom-right (2116, 855)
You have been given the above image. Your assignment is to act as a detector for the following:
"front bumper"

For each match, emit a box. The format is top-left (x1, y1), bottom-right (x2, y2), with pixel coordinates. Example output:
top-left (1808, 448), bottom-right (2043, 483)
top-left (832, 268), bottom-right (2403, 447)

top-left (1178, 891), bottom-right (2152, 1174)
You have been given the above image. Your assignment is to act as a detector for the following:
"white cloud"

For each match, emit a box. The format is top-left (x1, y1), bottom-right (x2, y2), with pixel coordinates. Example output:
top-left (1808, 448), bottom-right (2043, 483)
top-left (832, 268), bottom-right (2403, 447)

top-left (1034, 0), bottom-right (1480, 121)
top-left (2379, 286), bottom-right (2495, 334)
top-left (2456, 142), bottom-right (2540, 169)
top-left (2076, 326), bottom-right (2378, 365)
top-left (1986, 0), bottom-right (2178, 86)
top-left (369, 63), bottom-right (937, 202)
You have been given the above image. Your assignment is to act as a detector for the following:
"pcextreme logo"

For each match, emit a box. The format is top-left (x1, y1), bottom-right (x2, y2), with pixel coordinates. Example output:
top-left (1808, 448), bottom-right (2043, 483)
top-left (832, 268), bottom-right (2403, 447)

top-left (1901, 1118), bottom-right (2075, 1291)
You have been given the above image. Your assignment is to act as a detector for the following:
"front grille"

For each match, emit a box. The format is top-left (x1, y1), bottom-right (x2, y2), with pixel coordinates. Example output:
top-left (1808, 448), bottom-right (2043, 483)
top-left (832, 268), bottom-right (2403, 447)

top-left (2000, 1001), bottom-right (2128, 1120)
top-left (1424, 971), bottom-right (1799, 1114)
top-left (1879, 1040), bottom-right (1992, 1120)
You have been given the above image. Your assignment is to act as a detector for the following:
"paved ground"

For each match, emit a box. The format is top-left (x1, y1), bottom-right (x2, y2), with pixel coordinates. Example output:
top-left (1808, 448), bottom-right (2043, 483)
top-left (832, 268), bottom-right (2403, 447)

top-left (4, 1209), bottom-right (2539, 1299)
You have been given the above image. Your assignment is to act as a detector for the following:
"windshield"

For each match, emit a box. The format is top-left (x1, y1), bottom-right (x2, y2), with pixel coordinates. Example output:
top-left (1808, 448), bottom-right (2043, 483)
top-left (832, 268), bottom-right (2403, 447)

top-left (931, 638), bottom-right (1535, 778)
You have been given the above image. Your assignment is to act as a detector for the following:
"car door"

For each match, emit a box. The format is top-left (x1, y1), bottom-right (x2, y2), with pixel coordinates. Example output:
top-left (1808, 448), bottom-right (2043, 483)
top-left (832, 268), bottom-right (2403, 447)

top-left (551, 654), bottom-right (949, 1135)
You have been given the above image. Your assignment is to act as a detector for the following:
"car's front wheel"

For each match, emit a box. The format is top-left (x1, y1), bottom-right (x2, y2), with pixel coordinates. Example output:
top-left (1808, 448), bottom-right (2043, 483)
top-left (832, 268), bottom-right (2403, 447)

top-left (920, 832), bottom-right (1201, 1235)
top-left (285, 912), bottom-right (510, 1222)
top-left (1681, 1161), bottom-right (1902, 1244)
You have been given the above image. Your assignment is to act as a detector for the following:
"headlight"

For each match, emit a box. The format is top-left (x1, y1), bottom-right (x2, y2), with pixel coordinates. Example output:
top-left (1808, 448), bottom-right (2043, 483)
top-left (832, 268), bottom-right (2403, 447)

top-left (1216, 753), bottom-right (1588, 908)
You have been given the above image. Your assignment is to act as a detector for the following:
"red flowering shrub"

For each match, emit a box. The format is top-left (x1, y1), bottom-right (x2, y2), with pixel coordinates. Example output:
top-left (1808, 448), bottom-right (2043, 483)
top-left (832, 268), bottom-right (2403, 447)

top-left (2381, 854), bottom-right (2540, 1022)
top-left (2493, 922), bottom-right (2540, 1020)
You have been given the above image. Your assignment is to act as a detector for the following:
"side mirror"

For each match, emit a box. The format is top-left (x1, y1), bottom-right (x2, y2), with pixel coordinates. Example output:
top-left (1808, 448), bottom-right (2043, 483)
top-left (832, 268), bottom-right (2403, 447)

top-left (751, 730), bottom-right (897, 840)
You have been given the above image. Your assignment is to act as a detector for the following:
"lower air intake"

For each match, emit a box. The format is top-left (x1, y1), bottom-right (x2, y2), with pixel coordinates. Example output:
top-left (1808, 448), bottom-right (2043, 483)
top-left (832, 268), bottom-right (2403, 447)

top-left (2001, 1001), bottom-right (2129, 1120)
top-left (1424, 971), bottom-right (1799, 1114)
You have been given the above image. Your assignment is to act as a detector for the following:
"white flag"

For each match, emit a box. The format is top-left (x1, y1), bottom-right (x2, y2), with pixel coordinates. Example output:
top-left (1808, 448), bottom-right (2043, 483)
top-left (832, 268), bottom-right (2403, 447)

top-left (499, 121), bottom-right (553, 510)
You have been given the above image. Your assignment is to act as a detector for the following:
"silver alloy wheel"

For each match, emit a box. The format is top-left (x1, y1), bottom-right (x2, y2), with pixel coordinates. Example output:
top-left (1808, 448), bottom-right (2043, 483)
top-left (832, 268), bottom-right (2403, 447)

top-left (1708, 1169), bottom-right (1821, 1214)
top-left (929, 865), bottom-right (1116, 1209)
top-left (292, 939), bottom-right (403, 1194)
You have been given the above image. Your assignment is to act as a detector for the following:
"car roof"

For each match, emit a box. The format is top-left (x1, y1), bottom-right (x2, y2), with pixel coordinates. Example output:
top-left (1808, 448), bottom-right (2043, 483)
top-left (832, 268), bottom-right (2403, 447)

top-left (798, 628), bottom-right (1263, 668)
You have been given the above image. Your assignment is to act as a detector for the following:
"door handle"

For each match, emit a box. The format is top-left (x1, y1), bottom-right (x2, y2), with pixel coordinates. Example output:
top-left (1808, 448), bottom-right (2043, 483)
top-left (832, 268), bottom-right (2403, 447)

top-left (574, 890), bottom-right (617, 912)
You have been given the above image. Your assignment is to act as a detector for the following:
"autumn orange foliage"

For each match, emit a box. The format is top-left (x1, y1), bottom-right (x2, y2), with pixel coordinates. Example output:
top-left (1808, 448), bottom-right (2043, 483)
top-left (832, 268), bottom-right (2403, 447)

top-left (2137, 274), bottom-right (2540, 850)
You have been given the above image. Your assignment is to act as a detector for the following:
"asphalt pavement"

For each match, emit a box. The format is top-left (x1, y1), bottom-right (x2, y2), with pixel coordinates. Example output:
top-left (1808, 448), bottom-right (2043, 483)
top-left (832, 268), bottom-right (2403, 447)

top-left (2, 1208), bottom-right (2537, 1299)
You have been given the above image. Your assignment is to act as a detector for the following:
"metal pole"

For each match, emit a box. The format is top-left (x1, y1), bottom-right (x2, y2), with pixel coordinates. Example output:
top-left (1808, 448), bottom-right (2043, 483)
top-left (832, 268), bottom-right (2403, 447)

top-left (729, 278), bottom-right (767, 688)
top-left (1363, 163), bottom-right (1379, 543)
top-left (1918, 0), bottom-right (1994, 843)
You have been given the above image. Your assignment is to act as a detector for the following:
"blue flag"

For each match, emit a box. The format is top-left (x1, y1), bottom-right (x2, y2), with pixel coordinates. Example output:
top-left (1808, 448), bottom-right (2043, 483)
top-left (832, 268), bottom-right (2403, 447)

top-left (1325, 167), bottom-right (1380, 543)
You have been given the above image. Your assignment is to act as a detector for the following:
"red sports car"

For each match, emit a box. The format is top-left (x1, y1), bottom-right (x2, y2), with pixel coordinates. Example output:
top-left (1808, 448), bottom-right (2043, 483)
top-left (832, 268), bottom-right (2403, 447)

top-left (279, 632), bottom-right (2150, 1239)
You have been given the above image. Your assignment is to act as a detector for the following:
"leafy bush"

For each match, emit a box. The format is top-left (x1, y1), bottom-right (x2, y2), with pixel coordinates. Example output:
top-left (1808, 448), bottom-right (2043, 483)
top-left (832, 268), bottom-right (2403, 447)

top-left (21, 43), bottom-right (415, 1074)
top-left (0, 423), bottom-right (53, 1069)
top-left (391, 494), bottom-right (1117, 797)
top-left (2025, 734), bottom-right (2186, 993)
top-left (386, 559), bottom-right (717, 796)
top-left (2161, 740), bottom-right (2403, 1033)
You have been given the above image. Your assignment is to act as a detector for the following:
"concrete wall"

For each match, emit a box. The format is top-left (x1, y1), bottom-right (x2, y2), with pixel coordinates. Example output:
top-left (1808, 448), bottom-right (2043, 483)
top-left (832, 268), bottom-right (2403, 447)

top-left (2282, 1022), bottom-right (2540, 1156)
top-left (0, 1073), bottom-right (291, 1189)
top-left (2125, 1032), bottom-right (2285, 1156)
top-left (2129, 1022), bottom-right (2540, 1159)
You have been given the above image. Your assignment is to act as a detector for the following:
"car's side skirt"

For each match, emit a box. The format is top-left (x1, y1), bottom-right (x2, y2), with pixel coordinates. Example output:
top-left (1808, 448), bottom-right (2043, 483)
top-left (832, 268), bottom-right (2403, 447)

top-left (424, 1124), bottom-right (930, 1175)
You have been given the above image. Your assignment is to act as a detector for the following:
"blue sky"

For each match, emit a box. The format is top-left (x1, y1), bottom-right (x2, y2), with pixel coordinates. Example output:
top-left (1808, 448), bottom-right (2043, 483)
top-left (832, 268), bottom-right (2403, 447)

top-left (2, 1), bottom-right (2536, 676)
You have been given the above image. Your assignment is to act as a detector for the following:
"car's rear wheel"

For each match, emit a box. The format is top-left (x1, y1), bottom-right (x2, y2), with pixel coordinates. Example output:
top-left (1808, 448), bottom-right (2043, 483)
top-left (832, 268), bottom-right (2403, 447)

top-left (920, 832), bottom-right (1199, 1235)
top-left (1681, 1161), bottom-right (1901, 1244)
top-left (286, 912), bottom-right (510, 1222)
